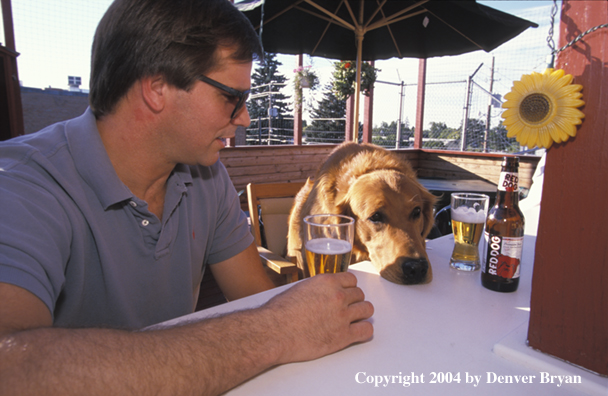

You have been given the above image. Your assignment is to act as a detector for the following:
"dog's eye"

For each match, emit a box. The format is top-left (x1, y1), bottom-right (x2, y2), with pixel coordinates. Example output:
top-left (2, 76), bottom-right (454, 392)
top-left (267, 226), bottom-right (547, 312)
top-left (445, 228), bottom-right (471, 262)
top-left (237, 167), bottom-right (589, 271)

top-left (411, 207), bottom-right (422, 220)
top-left (369, 212), bottom-right (385, 223)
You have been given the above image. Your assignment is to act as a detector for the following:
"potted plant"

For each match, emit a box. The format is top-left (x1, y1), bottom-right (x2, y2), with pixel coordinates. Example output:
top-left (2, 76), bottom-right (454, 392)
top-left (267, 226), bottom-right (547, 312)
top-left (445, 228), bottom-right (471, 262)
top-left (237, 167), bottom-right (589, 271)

top-left (332, 60), bottom-right (379, 100)
top-left (294, 66), bottom-right (319, 108)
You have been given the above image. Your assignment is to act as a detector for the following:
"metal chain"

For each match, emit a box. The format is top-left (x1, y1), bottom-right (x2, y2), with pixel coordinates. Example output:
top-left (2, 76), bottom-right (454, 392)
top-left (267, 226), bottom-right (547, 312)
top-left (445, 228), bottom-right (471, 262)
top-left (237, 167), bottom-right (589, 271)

top-left (554, 23), bottom-right (608, 55)
top-left (547, 0), bottom-right (608, 56)
top-left (546, 0), bottom-right (558, 54)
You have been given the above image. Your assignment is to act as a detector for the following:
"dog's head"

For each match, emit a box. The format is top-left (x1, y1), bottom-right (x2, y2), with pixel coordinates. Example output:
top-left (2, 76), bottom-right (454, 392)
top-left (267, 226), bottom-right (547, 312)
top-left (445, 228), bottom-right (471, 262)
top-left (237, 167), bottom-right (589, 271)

top-left (336, 169), bottom-right (436, 285)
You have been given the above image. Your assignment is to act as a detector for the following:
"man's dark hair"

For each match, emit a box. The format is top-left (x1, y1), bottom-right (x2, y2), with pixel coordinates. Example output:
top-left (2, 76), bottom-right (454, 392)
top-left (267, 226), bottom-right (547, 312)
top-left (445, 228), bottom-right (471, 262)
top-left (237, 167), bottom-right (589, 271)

top-left (89, 0), bottom-right (263, 117)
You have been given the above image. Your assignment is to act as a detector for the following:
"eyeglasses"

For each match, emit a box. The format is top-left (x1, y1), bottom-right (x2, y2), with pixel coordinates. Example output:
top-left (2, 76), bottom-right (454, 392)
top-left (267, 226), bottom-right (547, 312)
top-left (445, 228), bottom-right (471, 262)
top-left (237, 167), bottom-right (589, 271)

top-left (198, 75), bottom-right (250, 119)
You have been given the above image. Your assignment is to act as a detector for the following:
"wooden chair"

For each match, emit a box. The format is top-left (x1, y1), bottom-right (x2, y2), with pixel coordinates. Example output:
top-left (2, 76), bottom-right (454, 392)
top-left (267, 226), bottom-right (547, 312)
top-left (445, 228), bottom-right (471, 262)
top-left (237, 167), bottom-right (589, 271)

top-left (246, 182), bottom-right (306, 285)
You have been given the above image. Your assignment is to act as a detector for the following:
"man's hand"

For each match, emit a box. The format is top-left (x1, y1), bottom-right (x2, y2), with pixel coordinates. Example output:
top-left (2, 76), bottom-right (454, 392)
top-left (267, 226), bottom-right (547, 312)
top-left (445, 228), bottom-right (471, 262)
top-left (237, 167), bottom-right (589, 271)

top-left (262, 272), bottom-right (374, 365)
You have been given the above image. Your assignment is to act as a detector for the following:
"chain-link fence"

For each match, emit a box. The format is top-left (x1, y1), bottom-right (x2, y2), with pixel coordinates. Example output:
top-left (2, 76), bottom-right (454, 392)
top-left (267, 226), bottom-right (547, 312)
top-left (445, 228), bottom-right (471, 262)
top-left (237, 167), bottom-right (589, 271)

top-left (245, 117), bottom-right (295, 145)
top-left (372, 71), bottom-right (520, 153)
top-left (245, 117), bottom-right (350, 145)
top-left (366, 3), bottom-right (556, 153)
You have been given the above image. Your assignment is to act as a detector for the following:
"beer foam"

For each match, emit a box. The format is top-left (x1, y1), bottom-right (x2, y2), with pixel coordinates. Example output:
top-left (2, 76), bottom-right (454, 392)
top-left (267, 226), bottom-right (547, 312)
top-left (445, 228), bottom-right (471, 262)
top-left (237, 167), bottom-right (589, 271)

top-left (305, 238), bottom-right (352, 254)
top-left (451, 206), bottom-right (486, 224)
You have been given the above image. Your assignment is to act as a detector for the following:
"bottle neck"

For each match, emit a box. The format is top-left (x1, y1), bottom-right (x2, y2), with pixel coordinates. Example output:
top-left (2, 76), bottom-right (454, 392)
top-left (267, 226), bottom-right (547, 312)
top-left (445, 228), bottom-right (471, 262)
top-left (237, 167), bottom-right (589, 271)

top-left (495, 189), bottom-right (519, 207)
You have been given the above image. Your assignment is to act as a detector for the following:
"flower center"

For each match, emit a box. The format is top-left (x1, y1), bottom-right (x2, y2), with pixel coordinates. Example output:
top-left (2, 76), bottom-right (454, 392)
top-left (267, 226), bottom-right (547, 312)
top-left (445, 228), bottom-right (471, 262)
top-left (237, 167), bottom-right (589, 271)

top-left (520, 93), bottom-right (552, 124)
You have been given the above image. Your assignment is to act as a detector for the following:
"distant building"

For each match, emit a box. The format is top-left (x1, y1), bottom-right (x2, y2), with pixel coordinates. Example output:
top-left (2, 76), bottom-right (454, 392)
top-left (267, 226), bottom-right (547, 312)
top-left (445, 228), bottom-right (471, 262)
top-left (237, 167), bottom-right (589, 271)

top-left (20, 86), bottom-right (89, 134)
top-left (20, 84), bottom-right (249, 144)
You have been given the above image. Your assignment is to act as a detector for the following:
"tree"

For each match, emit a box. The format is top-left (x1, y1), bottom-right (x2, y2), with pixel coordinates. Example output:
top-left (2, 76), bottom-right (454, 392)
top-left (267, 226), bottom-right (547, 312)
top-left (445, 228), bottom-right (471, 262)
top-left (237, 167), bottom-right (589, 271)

top-left (305, 83), bottom-right (346, 144)
top-left (487, 124), bottom-right (520, 153)
top-left (371, 121), bottom-right (412, 147)
top-left (371, 121), bottom-right (394, 147)
top-left (461, 118), bottom-right (486, 151)
top-left (248, 53), bottom-right (290, 119)
top-left (247, 53), bottom-right (292, 145)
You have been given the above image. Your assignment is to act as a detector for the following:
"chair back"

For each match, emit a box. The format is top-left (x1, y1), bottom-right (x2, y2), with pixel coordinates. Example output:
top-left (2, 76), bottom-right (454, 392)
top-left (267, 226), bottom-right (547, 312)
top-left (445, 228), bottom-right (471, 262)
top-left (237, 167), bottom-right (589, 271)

top-left (246, 182), bottom-right (305, 256)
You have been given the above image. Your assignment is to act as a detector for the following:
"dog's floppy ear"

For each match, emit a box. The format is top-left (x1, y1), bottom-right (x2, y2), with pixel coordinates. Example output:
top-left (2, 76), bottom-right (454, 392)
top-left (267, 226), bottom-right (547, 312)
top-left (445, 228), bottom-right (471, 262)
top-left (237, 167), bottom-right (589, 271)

top-left (335, 189), bottom-right (354, 219)
top-left (420, 187), bottom-right (437, 238)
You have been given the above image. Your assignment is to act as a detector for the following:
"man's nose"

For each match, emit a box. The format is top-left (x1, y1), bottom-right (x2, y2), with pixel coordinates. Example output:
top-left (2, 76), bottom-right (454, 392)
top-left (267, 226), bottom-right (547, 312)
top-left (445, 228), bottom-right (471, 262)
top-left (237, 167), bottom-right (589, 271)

top-left (232, 105), bottom-right (250, 127)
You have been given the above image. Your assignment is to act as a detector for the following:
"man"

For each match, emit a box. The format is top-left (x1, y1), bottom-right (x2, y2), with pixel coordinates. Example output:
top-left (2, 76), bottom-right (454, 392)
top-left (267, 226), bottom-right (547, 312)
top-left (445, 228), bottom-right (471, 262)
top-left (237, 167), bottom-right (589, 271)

top-left (0, 1), bottom-right (373, 395)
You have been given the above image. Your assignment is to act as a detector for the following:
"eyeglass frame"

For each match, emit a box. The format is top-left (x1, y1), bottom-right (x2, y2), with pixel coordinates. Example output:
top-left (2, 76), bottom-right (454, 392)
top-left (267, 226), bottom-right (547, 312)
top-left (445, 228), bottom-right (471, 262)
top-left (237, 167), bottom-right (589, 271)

top-left (197, 75), bottom-right (250, 119)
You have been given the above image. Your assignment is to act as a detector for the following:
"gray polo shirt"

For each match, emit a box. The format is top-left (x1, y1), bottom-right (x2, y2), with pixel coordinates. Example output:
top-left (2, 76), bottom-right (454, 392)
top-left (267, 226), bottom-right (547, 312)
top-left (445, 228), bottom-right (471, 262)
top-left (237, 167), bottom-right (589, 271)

top-left (0, 109), bottom-right (253, 329)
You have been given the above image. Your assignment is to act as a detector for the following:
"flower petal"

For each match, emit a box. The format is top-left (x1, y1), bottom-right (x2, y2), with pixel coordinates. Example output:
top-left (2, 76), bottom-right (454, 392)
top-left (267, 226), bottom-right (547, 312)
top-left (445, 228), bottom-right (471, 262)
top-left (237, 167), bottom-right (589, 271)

top-left (548, 123), bottom-right (562, 143)
top-left (512, 80), bottom-right (529, 96)
top-left (501, 108), bottom-right (520, 119)
top-left (528, 127), bottom-right (540, 148)
top-left (503, 91), bottom-right (522, 103)
top-left (564, 121), bottom-right (578, 137)
top-left (557, 97), bottom-right (585, 108)
top-left (539, 126), bottom-right (554, 148)
top-left (520, 74), bottom-right (536, 91)
top-left (560, 107), bottom-right (586, 119)
top-left (518, 126), bottom-right (531, 147)
top-left (506, 120), bottom-right (524, 137)
top-left (502, 117), bottom-right (519, 128)
top-left (542, 70), bottom-right (563, 92)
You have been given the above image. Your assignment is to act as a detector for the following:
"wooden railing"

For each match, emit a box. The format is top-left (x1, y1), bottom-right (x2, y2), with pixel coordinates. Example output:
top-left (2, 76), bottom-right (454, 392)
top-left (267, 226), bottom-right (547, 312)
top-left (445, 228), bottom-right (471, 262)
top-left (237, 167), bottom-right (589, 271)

top-left (414, 149), bottom-right (539, 187)
top-left (220, 145), bottom-right (541, 210)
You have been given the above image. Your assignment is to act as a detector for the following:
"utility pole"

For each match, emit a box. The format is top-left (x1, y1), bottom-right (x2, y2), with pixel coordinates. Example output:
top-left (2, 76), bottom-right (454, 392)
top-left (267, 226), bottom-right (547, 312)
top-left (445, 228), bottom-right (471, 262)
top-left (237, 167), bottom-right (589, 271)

top-left (396, 81), bottom-right (404, 149)
top-left (460, 63), bottom-right (483, 151)
top-left (483, 57), bottom-right (495, 153)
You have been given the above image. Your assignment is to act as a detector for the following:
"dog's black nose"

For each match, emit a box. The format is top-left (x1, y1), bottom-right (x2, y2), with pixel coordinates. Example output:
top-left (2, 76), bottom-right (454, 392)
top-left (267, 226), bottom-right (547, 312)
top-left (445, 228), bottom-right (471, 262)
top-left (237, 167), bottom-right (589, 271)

top-left (401, 258), bottom-right (429, 284)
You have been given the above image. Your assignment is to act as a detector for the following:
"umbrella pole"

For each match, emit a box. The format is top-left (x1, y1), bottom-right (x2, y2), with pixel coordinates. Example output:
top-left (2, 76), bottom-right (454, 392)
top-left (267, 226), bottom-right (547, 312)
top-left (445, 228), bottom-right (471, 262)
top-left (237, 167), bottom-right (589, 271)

top-left (353, 31), bottom-right (363, 142)
top-left (351, 0), bottom-right (365, 142)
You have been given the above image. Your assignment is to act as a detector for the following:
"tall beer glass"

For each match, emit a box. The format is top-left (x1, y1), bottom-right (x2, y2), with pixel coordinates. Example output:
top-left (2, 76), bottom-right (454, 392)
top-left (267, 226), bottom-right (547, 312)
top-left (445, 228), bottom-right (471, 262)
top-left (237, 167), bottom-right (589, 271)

top-left (449, 193), bottom-right (489, 271)
top-left (303, 214), bottom-right (355, 276)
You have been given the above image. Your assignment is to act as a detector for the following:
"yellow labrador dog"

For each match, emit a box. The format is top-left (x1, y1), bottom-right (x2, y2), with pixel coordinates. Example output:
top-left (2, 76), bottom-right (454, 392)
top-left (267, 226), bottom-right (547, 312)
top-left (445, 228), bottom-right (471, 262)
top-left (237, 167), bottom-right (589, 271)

top-left (287, 142), bottom-right (436, 284)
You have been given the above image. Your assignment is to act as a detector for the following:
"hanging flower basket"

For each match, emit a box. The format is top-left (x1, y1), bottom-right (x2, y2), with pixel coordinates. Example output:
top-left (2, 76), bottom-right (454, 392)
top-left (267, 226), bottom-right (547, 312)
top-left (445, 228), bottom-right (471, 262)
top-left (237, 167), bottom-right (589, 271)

top-left (293, 66), bottom-right (319, 108)
top-left (332, 60), bottom-right (379, 101)
top-left (501, 68), bottom-right (585, 149)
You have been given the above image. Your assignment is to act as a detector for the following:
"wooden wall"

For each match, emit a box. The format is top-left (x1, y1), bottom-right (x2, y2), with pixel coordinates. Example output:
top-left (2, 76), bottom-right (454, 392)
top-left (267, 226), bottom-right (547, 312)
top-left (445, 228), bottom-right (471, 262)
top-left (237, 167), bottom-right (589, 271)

top-left (528, 0), bottom-right (608, 376)
top-left (221, 144), bottom-right (334, 192)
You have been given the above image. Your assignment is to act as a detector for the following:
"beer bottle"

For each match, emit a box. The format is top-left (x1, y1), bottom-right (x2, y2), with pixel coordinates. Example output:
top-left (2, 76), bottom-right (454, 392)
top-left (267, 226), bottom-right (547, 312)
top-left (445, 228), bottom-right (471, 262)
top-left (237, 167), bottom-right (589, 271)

top-left (482, 157), bottom-right (525, 292)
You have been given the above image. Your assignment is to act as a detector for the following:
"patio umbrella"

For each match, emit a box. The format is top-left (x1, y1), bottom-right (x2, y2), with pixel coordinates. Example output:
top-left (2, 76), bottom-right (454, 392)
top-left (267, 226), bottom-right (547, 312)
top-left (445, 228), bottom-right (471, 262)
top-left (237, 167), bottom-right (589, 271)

top-left (236, 0), bottom-right (538, 137)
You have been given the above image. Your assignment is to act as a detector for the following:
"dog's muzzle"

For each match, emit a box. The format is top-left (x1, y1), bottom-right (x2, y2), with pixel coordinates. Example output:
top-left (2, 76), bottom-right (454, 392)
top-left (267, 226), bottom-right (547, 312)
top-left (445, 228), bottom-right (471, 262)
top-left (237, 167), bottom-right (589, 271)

top-left (400, 258), bottom-right (429, 284)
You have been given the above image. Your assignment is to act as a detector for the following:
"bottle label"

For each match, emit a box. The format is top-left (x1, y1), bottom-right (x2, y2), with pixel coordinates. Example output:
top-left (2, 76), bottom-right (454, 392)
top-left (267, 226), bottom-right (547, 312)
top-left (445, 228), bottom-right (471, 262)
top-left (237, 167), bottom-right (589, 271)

top-left (483, 233), bottom-right (523, 279)
top-left (498, 171), bottom-right (519, 192)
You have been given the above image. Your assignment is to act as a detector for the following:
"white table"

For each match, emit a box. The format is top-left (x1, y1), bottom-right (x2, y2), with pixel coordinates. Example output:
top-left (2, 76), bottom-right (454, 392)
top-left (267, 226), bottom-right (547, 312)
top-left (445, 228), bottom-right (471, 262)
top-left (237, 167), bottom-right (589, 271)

top-left (159, 206), bottom-right (607, 395)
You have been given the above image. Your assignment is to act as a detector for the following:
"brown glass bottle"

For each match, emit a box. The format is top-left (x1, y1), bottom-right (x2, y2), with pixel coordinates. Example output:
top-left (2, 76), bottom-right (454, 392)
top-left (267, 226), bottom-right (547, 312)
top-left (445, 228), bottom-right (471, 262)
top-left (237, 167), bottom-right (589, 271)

top-left (482, 157), bottom-right (525, 292)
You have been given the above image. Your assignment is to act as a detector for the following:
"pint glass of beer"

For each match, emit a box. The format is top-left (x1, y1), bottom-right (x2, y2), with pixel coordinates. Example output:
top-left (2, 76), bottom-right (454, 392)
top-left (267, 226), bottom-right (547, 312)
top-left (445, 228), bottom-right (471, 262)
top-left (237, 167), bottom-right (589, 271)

top-left (303, 214), bottom-right (355, 276)
top-left (449, 193), bottom-right (489, 271)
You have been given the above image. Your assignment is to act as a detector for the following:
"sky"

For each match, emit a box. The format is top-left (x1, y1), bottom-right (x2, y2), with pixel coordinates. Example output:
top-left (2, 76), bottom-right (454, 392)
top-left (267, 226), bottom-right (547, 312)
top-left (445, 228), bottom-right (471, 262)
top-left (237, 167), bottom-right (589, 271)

top-left (3, 0), bottom-right (559, 128)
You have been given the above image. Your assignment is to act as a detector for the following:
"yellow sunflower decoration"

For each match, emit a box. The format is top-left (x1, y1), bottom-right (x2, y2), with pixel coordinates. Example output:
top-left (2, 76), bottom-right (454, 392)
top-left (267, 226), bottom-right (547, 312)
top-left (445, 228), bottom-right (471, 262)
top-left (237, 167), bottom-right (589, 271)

top-left (501, 68), bottom-right (585, 149)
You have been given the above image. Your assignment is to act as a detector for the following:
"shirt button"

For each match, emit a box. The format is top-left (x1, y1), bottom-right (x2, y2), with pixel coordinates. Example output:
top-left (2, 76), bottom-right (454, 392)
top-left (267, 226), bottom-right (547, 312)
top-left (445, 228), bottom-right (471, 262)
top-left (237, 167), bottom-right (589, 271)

top-left (141, 219), bottom-right (150, 226)
top-left (129, 201), bottom-right (137, 207)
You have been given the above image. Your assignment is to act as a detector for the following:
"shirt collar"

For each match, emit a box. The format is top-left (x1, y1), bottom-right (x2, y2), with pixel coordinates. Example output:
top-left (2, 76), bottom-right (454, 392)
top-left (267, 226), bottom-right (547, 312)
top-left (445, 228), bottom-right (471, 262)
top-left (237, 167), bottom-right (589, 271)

top-left (65, 109), bottom-right (194, 210)
top-left (65, 109), bottom-right (134, 210)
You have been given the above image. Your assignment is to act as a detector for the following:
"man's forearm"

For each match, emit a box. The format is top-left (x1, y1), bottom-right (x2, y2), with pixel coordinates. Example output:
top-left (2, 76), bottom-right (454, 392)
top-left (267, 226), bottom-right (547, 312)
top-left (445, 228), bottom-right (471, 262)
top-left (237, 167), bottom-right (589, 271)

top-left (0, 306), bottom-right (280, 396)
top-left (0, 273), bottom-right (373, 396)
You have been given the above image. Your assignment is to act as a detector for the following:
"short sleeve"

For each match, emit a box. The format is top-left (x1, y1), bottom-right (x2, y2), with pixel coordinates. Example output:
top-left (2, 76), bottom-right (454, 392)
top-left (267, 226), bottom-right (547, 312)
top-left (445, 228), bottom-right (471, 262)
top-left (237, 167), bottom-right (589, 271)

top-left (204, 161), bottom-right (253, 264)
top-left (0, 168), bottom-right (72, 316)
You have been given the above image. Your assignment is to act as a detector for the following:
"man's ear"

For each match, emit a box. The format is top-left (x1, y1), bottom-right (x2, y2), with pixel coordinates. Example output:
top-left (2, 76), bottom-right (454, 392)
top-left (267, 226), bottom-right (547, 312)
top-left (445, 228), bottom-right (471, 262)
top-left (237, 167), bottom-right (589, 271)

top-left (140, 75), bottom-right (167, 113)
